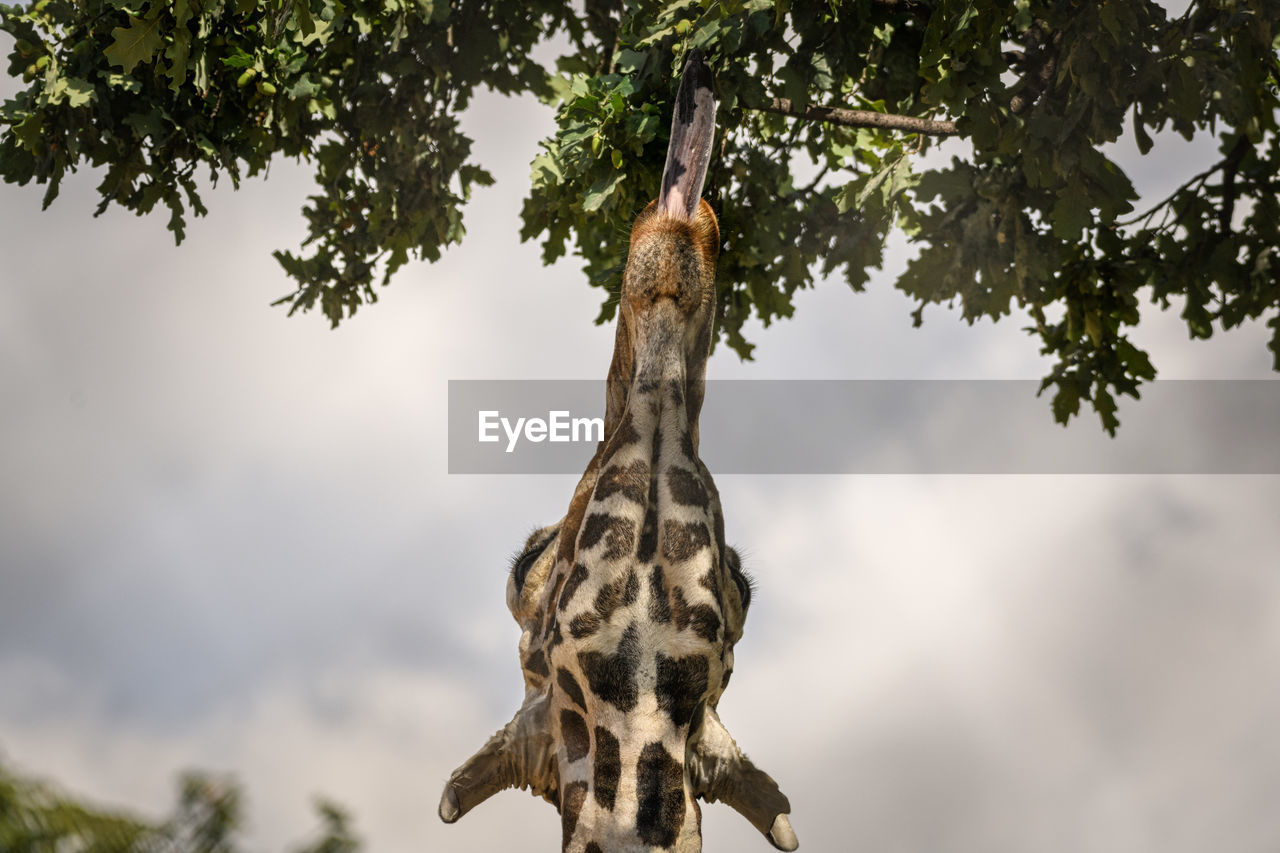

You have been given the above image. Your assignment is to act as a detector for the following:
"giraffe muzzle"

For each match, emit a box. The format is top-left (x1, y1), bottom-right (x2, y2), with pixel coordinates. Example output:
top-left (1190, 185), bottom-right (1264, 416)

top-left (623, 201), bottom-right (719, 317)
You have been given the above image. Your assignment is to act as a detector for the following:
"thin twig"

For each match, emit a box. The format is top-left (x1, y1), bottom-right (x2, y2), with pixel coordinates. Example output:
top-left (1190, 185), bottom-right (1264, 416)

top-left (787, 164), bottom-right (831, 200)
top-left (1117, 147), bottom-right (1244, 230)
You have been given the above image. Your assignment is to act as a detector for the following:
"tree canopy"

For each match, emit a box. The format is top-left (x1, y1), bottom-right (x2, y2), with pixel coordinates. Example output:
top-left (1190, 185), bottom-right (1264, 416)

top-left (1, 0), bottom-right (1276, 432)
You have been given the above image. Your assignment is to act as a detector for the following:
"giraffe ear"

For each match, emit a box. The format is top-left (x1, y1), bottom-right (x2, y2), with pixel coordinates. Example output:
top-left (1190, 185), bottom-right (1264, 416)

top-left (690, 708), bottom-right (799, 851)
top-left (657, 49), bottom-right (716, 221)
top-left (440, 695), bottom-right (556, 823)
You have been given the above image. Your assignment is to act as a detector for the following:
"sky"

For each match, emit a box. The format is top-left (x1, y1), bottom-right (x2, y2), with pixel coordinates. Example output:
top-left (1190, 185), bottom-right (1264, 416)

top-left (2, 23), bottom-right (1280, 853)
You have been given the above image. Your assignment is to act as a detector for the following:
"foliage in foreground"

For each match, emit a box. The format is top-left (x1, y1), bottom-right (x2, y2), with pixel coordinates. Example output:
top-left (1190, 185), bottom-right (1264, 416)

top-left (0, 0), bottom-right (1277, 432)
top-left (0, 759), bottom-right (359, 853)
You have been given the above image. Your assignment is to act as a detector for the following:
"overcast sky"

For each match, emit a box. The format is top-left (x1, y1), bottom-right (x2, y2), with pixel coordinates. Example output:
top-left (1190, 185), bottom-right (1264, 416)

top-left (2, 23), bottom-right (1279, 853)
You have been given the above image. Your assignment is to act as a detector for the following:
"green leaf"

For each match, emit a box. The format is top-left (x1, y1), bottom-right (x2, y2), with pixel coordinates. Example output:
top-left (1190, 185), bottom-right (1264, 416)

top-left (103, 72), bottom-right (143, 94)
top-left (582, 169), bottom-right (625, 212)
top-left (63, 77), bottom-right (94, 107)
top-left (1133, 113), bottom-right (1154, 155)
top-left (172, 0), bottom-right (194, 28)
top-left (222, 49), bottom-right (255, 69)
top-left (294, 0), bottom-right (316, 36)
top-left (12, 114), bottom-right (43, 152)
top-left (1094, 387), bottom-right (1119, 436)
top-left (1117, 339), bottom-right (1156, 381)
top-left (124, 110), bottom-right (165, 139)
top-left (165, 29), bottom-right (192, 92)
top-left (1050, 384), bottom-right (1081, 426)
top-left (288, 74), bottom-right (321, 99)
top-left (1051, 190), bottom-right (1091, 240)
top-left (851, 164), bottom-right (892, 211)
top-left (104, 13), bottom-right (164, 74)
top-left (1099, 2), bottom-right (1122, 41)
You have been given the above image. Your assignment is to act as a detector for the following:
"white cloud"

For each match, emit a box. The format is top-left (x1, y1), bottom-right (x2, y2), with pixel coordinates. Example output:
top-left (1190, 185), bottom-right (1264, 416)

top-left (711, 474), bottom-right (1280, 852)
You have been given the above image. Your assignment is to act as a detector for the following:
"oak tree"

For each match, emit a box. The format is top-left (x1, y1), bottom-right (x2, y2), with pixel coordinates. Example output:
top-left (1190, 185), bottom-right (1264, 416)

top-left (2, 0), bottom-right (1277, 431)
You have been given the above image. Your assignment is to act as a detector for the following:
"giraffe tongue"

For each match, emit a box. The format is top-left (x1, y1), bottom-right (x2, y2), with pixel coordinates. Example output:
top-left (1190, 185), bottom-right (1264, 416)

top-left (658, 49), bottom-right (716, 221)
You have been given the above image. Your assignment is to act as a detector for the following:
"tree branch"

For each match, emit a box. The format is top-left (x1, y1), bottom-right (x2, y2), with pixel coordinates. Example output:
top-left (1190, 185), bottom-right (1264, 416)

top-left (751, 98), bottom-right (958, 136)
top-left (1117, 141), bottom-right (1252, 233)
top-left (584, 0), bottom-right (621, 74)
top-left (1218, 136), bottom-right (1248, 234)
top-left (1009, 28), bottom-right (1063, 116)
top-left (787, 164), bottom-right (831, 201)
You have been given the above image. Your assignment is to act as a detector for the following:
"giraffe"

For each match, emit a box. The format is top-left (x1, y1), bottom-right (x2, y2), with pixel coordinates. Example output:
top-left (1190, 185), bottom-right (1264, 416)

top-left (439, 51), bottom-right (798, 853)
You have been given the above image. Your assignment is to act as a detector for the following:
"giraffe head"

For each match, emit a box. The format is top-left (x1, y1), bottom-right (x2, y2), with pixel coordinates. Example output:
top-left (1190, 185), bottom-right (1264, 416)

top-left (440, 51), bottom-right (797, 852)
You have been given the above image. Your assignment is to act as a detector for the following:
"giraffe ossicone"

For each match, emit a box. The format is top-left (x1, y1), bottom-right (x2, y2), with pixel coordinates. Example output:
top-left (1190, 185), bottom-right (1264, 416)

top-left (441, 50), bottom-right (798, 853)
